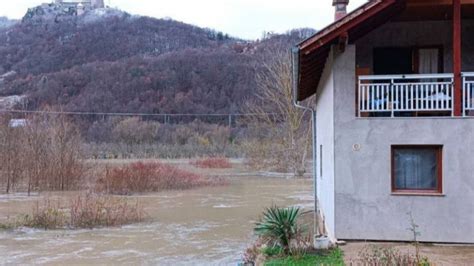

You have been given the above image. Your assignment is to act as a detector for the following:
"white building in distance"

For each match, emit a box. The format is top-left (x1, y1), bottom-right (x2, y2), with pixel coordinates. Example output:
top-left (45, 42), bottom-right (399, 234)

top-left (54, 0), bottom-right (105, 10)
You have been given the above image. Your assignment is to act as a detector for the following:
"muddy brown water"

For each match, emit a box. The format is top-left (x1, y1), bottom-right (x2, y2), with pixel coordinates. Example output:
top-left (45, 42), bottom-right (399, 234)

top-left (0, 177), bottom-right (313, 265)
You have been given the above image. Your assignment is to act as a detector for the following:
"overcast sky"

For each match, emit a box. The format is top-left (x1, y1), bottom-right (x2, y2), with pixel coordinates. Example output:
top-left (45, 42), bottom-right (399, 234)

top-left (0, 0), bottom-right (367, 39)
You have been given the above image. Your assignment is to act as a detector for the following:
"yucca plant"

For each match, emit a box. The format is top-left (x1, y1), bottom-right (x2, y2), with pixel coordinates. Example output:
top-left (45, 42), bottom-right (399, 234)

top-left (254, 206), bottom-right (301, 255)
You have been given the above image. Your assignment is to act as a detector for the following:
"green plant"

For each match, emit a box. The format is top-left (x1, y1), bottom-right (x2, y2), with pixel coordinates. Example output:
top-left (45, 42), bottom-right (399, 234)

top-left (254, 206), bottom-right (301, 255)
top-left (262, 246), bottom-right (284, 256)
top-left (407, 212), bottom-right (431, 266)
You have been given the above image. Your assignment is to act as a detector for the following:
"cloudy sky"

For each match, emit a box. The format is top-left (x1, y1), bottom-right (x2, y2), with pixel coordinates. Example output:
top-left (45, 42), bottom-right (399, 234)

top-left (0, 0), bottom-right (367, 39)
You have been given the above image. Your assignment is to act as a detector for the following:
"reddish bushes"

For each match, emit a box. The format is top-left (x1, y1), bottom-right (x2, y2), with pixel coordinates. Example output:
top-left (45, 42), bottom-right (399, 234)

top-left (191, 157), bottom-right (232, 169)
top-left (97, 162), bottom-right (226, 195)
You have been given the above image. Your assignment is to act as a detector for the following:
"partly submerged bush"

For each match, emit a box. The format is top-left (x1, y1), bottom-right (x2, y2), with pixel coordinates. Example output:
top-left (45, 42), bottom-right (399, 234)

top-left (69, 194), bottom-right (144, 229)
top-left (254, 206), bottom-right (302, 255)
top-left (24, 199), bottom-right (68, 230)
top-left (191, 157), bottom-right (232, 169)
top-left (97, 162), bottom-right (227, 195)
top-left (21, 194), bottom-right (144, 230)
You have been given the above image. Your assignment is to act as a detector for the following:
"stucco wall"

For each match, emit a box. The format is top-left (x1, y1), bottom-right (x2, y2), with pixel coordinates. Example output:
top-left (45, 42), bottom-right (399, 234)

top-left (355, 20), bottom-right (474, 73)
top-left (315, 47), bottom-right (336, 240)
top-left (332, 44), bottom-right (474, 243)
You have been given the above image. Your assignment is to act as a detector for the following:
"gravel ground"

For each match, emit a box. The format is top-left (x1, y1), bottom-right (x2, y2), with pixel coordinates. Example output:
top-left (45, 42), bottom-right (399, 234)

top-left (341, 241), bottom-right (474, 265)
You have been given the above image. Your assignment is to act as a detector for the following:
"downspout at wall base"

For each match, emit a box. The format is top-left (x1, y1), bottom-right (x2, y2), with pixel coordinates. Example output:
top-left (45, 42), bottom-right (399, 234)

top-left (292, 47), bottom-right (330, 247)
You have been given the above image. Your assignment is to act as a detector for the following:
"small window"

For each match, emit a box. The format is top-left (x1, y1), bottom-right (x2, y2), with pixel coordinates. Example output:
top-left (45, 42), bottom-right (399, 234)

top-left (391, 145), bottom-right (442, 194)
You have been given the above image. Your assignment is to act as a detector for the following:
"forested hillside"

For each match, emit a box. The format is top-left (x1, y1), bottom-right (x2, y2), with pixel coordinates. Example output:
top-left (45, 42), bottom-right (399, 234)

top-left (0, 3), bottom-right (315, 115)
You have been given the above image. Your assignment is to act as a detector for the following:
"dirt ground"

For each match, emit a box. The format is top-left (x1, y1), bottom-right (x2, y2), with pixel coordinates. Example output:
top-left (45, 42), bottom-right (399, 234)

top-left (341, 241), bottom-right (474, 265)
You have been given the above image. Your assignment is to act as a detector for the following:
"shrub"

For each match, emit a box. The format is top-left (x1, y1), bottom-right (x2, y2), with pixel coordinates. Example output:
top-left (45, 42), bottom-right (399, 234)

top-left (24, 199), bottom-right (68, 230)
top-left (70, 194), bottom-right (144, 229)
top-left (21, 194), bottom-right (144, 229)
top-left (243, 239), bottom-right (265, 265)
top-left (255, 206), bottom-right (302, 255)
top-left (96, 162), bottom-right (227, 195)
top-left (191, 157), bottom-right (232, 169)
top-left (353, 245), bottom-right (430, 266)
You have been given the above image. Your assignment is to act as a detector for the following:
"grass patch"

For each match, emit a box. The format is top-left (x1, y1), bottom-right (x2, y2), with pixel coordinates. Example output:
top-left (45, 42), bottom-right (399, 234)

top-left (265, 248), bottom-right (344, 266)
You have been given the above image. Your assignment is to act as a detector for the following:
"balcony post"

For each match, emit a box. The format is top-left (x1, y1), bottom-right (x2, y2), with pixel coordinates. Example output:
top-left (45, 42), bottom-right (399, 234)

top-left (453, 0), bottom-right (462, 116)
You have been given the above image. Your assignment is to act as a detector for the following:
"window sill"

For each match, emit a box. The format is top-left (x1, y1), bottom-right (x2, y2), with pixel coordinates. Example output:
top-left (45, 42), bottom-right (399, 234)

top-left (391, 192), bottom-right (445, 197)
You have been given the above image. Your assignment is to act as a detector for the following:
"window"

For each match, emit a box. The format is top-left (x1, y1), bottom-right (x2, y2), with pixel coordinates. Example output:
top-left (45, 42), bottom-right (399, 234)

top-left (373, 46), bottom-right (443, 76)
top-left (391, 145), bottom-right (443, 194)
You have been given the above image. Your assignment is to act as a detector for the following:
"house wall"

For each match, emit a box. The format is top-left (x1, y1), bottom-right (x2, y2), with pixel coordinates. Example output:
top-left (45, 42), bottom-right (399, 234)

top-left (332, 44), bottom-right (474, 243)
top-left (355, 20), bottom-right (474, 72)
top-left (315, 47), bottom-right (336, 240)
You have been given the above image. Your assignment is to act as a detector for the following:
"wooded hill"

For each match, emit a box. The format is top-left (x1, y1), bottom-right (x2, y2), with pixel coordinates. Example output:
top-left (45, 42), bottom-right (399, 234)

top-left (0, 4), bottom-right (315, 115)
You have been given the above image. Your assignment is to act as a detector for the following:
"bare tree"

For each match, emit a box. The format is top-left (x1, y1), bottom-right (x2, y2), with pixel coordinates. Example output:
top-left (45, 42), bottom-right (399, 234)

top-left (44, 113), bottom-right (84, 191)
top-left (0, 112), bottom-right (85, 195)
top-left (0, 115), bottom-right (24, 193)
top-left (244, 48), bottom-right (313, 176)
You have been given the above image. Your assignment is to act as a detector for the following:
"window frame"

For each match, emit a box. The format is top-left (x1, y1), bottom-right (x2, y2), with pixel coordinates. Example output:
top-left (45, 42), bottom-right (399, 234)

top-left (391, 145), bottom-right (443, 195)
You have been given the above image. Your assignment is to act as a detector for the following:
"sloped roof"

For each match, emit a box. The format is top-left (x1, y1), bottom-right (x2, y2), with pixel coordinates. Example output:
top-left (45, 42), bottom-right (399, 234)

top-left (294, 0), bottom-right (405, 101)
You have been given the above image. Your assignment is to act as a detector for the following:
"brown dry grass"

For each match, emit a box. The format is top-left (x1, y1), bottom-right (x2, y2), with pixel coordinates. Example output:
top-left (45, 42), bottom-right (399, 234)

top-left (21, 193), bottom-right (144, 229)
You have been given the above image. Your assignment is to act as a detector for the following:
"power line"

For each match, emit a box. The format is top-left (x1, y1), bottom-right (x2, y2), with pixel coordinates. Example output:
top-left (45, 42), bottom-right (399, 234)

top-left (0, 109), bottom-right (278, 117)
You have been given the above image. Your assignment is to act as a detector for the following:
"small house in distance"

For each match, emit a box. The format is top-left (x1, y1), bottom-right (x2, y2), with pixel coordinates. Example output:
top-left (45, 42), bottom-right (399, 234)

top-left (9, 119), bottom-right (27, 128)
top-left (293, 0), bottom-right (474, 243)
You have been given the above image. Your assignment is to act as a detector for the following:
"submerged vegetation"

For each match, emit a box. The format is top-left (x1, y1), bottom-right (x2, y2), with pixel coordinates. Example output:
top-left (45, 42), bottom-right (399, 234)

top-left (0, 113), bottom-right (84, 194)
top-left (191, 157), bottom-right (232, 169)
top-left (0, 114), bottom-right (230, 196)
top-left (96, 162), bottom-right (228, 195)
top-left (1, 194), bottom-right (144, 230)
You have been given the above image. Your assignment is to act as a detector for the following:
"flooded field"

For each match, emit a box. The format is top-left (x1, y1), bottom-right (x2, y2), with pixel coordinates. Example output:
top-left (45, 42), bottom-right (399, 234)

top-left (0, 174), bottom-right (313, 265)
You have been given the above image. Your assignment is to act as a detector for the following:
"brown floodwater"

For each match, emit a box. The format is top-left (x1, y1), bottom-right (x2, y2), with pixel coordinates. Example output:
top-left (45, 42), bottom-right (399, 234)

top-left (0, 177), bottom-right (312, 265)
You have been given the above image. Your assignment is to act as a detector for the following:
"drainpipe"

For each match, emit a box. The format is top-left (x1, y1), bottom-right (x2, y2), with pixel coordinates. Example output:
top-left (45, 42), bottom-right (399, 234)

top-left (291, 47), bottom-right (319, 237)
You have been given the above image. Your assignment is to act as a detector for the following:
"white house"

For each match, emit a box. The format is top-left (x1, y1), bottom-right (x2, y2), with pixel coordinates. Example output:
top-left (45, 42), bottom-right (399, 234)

top-left (293, 0), bottom-right (474, 243)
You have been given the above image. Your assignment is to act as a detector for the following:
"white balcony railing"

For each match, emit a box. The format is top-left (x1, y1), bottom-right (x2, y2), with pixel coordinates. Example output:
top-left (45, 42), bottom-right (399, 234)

top-left (358, 74), bottom-right (454, 117)
top-left (463, 72), bottom-right (474, 116)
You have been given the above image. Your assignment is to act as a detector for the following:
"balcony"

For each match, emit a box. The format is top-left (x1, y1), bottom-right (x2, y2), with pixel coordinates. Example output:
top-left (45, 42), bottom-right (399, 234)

top-left (358, 73), bottom-right (474, 118)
